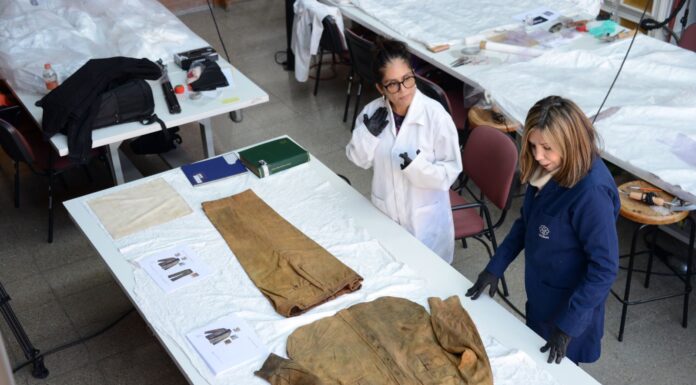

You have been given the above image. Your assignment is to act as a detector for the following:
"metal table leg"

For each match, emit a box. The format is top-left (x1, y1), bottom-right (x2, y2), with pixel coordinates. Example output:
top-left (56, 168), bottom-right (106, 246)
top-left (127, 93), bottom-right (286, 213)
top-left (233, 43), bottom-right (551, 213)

top-left (682, 217), bottom-right (695, 328)
top-left (199, 118), bottom-right (215, 158)
top-left (106, 142), bottom-right (125, 185)
top-left (617, 223), bottom-right (650, 341)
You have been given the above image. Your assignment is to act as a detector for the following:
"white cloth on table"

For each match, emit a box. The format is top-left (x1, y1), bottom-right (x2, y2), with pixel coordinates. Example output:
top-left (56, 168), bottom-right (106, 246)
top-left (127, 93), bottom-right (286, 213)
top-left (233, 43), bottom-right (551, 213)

top-left (464, 34), bottom-right (696, 199)
top-left (0, 0), bottom-right (207, 94)
top-left (291, 0), bottom-right (345, 82)
top-left (116, 166), bottom-right (559, 385)
top-left (486, 337), bottom-right (560, 385)
top-left (350, 0), bottom-right (600, 48)
top-left (126, 166), bottom-right (428, 384)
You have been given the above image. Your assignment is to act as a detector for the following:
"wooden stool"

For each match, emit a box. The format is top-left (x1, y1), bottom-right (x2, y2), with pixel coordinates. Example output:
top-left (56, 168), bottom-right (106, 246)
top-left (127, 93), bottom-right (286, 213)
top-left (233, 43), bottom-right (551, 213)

top-left (467, 106), bottom-right (520, 133)
top-left (611, 180), bottom-right (695, 341)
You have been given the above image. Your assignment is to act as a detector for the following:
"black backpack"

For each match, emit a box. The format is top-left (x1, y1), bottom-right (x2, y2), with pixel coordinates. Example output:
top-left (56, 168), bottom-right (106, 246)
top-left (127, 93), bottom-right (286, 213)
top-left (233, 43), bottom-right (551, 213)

top-left (93, 79), bottom-right (181, 154)
top-left (37, 57), bottom-right (164, 163)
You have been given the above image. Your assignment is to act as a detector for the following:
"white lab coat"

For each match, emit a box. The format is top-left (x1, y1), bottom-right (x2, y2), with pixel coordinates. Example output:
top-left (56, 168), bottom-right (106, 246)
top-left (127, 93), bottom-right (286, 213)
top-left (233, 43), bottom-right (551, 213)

top-left (291, 0), bottom-right (345, 82)
top-left (347, 90), bottom-right (462, 263)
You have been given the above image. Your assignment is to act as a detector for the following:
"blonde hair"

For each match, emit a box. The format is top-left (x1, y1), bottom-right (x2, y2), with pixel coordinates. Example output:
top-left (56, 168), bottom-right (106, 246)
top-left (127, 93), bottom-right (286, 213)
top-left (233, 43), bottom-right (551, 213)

top-left (520, 96), bottom-right (600, 188)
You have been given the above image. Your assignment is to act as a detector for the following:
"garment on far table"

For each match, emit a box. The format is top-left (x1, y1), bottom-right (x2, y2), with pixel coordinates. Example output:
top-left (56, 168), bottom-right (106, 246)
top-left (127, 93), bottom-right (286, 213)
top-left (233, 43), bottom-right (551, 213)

top-left (291, 0), bottom-right (345, 82)
top-left (256, 296), bottom-right (493, 385)
top-left (202, 189), bottom-right (363, 317)
top-left (36, 57), bottom-right (161, 162)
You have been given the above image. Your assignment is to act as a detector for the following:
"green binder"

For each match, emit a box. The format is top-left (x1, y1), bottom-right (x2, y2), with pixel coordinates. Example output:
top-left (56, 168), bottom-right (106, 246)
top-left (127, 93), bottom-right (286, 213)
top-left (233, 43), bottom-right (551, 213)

top-left (237, 138), bottom-right (309, 178)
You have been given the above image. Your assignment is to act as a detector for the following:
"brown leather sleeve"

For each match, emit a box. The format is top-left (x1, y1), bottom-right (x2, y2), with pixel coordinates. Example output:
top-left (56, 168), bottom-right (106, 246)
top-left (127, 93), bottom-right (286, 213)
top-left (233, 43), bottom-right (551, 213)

top-left (255, 353), bottom-right (325, 385)
top-left (428, 296), bottom-right (493, 385)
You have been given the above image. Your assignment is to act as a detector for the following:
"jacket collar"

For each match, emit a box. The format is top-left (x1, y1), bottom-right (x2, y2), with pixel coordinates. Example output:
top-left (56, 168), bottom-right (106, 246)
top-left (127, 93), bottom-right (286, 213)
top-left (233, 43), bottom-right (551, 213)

top-left (529, 166), bottom-right (557, 191)
top-left (403, 89), bottom-right (427, 127)
top-left (385, 89), bottom-right (427, 136)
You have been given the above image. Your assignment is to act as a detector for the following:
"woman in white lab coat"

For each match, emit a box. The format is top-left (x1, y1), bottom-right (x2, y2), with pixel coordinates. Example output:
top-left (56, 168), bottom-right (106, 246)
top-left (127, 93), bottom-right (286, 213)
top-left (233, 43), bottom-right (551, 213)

top-left (346, 39), bottom-right (462, 263)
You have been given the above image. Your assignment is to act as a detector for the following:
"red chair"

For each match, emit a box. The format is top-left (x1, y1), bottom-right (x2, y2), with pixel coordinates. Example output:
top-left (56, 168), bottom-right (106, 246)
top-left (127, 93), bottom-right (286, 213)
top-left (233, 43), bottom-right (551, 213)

top-left (414, 69), bottom-right (470, 145)
top-left (451, 125), bottom-right (518, 295)
top-left (0, 118), bottom-right (102, 242)
top-left (414, 74), bottom-right (468, 132)
top-left (679, 23), bottom-right (696, 52)
top-left (415, 74), bottom-right (453, 115)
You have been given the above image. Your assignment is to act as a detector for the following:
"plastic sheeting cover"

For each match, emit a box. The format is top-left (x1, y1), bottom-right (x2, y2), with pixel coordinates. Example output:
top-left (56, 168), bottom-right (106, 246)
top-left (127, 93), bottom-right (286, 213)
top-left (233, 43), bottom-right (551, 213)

top-left (350, 0), bottom-right (600, 47)
top-left (0, 0), bottom-right (207, 94)
top-left (464, 34), bottom-right (696, 198)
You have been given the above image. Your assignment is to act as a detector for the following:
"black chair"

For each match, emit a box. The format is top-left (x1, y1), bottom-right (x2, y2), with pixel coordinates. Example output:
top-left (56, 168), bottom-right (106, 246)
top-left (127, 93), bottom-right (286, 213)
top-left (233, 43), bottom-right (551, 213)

top-left (415, 71), bottom-right (470, 146)
top-left (345, 28), bottom-right (377, 131)
top-left (0, 119), bottom-right (101, 242)
top-left (313, 16), bottom-right (349, 96)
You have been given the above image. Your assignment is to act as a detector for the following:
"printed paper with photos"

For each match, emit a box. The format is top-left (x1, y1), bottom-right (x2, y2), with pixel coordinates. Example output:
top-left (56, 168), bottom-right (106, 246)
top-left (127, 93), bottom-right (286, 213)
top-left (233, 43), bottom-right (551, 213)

top-left (140, 245), bottom-right (212, 293)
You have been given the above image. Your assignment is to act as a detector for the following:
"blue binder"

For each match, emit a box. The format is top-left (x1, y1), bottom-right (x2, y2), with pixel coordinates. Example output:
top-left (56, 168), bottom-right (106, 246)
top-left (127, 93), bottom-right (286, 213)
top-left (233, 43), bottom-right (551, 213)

top-left (181, 155), bottom-right (247, 186)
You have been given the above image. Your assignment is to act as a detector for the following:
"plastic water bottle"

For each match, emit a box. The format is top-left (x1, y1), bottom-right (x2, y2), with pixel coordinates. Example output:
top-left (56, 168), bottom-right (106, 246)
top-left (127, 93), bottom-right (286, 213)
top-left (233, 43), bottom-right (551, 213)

top-left (43, 63), bottom-right (58, 91)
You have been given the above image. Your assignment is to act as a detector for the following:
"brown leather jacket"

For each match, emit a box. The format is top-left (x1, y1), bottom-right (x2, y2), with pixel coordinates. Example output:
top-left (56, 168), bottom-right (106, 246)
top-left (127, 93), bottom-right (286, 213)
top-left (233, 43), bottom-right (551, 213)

top-left (256, 296), bottom-right (493, 385)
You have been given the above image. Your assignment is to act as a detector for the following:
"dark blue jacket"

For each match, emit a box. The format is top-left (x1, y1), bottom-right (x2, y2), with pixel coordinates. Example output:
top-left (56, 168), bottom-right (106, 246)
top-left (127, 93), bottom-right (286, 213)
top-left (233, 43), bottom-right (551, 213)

top-left (486, 157), bottom-right (620, 363)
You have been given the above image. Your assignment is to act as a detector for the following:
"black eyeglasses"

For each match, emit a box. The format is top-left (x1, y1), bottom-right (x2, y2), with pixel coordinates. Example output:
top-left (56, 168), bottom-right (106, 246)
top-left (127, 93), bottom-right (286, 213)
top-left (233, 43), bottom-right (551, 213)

top-left (382, 73), bottom-right (416, 94)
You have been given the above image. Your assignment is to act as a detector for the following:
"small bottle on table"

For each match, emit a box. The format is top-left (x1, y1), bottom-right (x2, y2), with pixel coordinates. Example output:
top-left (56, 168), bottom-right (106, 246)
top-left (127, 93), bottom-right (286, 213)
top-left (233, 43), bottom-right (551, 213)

top-left (42, 63), bottom-right (59, 91)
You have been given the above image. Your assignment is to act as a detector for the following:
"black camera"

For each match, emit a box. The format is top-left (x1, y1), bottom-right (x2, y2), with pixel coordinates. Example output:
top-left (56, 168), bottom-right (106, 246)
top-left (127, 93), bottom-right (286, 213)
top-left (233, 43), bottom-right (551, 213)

top-left (174, 47), bottom-right (219, 70)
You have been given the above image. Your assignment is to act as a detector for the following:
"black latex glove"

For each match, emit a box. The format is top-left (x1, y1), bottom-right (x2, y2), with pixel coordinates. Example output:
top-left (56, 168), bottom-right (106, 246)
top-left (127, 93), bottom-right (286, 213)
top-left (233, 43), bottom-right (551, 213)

top-left (399, 149), bottom-right (420, 170)
top-left (540, 327), bottom-right (572, 364)
top-left (363, 107), bottom-right (389, 137)
top-left (465, 270), bottom-right (499, 300)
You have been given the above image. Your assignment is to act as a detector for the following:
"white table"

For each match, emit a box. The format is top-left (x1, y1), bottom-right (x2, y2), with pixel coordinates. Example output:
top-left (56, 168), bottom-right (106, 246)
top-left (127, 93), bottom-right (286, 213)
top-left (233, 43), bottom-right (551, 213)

top-left (13, 60), bottom-right (269, 185)
top-left (335, 2), bottom-right (696, 204)
top-left (336, 4), bottom-right (603, 87)
top-left (64, 138), bottom-right (600, 385)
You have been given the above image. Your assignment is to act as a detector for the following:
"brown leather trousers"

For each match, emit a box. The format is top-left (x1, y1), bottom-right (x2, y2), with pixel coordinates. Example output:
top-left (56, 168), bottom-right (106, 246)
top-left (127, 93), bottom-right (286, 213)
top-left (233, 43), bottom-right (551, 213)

top-left (202, 189), bottom-right (363, 317)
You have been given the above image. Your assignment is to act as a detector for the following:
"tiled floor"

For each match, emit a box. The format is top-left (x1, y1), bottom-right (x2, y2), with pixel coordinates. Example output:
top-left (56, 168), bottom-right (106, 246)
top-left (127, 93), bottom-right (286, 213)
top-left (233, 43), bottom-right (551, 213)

top-left (1, 1), bottom-right (695, 384)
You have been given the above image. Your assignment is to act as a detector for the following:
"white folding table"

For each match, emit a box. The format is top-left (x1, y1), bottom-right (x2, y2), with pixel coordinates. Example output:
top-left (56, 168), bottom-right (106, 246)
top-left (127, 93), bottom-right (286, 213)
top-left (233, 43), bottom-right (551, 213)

top-left (64, 137), bottom-right (601, 385)
top-left (12, 60), bottom-right (268, 185)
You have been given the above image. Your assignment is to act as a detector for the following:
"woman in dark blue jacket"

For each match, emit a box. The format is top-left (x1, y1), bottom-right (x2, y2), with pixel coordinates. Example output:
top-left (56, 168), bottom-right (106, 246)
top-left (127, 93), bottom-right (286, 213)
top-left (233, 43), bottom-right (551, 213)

top-left (466, 96), bottom-right (620, 364)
